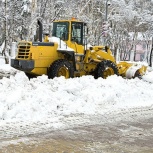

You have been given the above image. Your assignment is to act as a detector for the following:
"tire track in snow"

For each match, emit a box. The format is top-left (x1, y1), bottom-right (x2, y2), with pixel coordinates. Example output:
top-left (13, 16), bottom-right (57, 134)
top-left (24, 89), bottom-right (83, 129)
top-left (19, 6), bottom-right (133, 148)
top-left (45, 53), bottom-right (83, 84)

top-left (0, 106), bottom-right (153, 141)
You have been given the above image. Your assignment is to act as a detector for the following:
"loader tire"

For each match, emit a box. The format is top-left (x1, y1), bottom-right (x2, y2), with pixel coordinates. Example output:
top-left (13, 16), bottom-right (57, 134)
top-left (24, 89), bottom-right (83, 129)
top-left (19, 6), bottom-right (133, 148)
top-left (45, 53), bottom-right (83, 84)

top-left (94, 60), bottom-right (119, 79)
top-left (48, 59), bottom-right (74, 79)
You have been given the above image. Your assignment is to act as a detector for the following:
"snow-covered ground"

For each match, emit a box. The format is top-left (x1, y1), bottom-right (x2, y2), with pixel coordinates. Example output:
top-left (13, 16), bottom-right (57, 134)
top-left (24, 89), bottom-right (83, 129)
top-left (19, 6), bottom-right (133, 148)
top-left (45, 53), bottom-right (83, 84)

top-left (0, 59), bottom-right (153, 139)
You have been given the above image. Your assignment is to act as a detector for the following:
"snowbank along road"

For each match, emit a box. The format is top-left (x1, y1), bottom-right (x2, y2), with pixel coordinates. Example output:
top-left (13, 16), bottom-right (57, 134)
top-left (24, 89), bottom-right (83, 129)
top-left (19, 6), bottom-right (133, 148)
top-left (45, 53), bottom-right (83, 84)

top-left (0, 63), bottom-right (153, 152)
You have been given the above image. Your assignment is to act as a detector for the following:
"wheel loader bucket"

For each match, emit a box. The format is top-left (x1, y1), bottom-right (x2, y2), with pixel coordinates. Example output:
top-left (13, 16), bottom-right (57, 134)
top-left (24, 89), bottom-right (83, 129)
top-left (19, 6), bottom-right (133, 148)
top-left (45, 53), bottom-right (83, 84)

top-left (117, 61), bottom-right (147, 79)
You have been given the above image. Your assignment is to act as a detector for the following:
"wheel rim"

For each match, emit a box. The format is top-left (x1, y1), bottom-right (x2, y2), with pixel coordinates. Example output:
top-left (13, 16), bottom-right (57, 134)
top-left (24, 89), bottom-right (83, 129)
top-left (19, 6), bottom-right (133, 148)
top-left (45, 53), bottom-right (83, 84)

top-left (103, 67), bottom-right (114, 78)
top-left (58, 66), bottom-right (69, 78)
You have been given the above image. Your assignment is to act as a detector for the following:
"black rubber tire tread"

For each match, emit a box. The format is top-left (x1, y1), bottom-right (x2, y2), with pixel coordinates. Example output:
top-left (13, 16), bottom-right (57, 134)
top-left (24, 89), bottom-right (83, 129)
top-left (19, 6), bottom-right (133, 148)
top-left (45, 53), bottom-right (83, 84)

top-left (48, 59), bottom-right (74, 79)
top-left (94, 60), bottom-right (119, 79)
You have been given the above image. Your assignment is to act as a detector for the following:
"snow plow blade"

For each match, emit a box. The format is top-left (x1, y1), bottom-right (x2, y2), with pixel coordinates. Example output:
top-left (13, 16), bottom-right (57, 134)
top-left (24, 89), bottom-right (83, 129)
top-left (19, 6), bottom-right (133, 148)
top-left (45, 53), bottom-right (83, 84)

top-left (117, 61), bottom-right (147, 79)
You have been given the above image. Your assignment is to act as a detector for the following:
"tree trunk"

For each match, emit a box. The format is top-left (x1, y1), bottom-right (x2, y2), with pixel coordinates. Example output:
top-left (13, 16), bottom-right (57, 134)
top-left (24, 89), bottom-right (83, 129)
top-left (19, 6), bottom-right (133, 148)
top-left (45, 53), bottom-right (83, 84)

top-left (114, 46), bottom-right (118, 60)
top-left (2, 0), bottom-right (9, 64)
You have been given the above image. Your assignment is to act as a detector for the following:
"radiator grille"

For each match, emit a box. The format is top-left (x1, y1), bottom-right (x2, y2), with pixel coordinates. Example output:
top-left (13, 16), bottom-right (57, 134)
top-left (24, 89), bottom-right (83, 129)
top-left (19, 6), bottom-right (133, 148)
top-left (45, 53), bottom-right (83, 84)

top-left (17, 42), bottom-right (31, 59)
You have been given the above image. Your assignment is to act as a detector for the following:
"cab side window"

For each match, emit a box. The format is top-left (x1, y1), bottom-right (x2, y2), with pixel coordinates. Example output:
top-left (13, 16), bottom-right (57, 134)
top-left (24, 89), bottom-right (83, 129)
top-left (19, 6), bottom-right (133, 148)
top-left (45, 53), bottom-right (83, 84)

top-left (71, 22), bottom-right (83, 45)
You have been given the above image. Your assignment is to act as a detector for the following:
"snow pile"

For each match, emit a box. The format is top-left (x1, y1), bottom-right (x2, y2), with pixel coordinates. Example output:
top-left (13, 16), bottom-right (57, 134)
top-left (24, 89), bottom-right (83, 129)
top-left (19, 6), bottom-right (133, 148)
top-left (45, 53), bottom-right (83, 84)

top-left (142, 70), bottom-right (153, 83)
top-left (0, 69), bottom-right (153, 124)
top-left (0, 63), bottom-right (17, 79)
top-left (49, 37), bottom-right (74, 51)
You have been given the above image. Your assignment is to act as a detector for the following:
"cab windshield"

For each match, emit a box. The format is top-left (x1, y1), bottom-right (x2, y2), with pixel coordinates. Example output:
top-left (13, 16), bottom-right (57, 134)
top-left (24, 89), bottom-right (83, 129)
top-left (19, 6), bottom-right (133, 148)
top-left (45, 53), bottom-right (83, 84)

top-left (52, 22), bottom-right (69, 41)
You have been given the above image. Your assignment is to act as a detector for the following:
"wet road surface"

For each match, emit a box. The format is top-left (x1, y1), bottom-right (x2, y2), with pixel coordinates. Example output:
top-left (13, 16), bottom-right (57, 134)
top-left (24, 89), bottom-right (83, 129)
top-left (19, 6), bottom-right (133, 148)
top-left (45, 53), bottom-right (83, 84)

top-left (1, 108), bottom-right (153, 153)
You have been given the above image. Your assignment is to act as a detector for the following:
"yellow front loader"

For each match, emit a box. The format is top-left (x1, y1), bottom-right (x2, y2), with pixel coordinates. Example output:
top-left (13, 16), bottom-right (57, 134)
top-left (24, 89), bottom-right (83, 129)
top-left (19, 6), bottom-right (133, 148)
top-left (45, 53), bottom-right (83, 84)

top-left (11, 18), bottom-right (147, 79)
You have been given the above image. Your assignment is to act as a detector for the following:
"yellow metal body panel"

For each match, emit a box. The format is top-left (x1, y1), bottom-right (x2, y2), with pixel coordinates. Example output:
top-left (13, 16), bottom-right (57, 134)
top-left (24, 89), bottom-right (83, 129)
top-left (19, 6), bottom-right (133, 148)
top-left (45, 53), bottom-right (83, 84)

top-left (67, 42), bottom-right (84, 54)
top-left (30, 43), bottom-right (60, 75)
top-left (84, 46), bottom-right (115, 64)
top-left (16, 40), bottom-right (61, 76)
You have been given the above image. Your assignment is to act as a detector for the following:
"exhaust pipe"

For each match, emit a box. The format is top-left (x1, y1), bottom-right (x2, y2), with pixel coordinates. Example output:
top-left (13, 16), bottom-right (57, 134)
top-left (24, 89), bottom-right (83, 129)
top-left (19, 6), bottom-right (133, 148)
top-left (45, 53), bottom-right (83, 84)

top-left (37, 20), bottom-right (43, 42)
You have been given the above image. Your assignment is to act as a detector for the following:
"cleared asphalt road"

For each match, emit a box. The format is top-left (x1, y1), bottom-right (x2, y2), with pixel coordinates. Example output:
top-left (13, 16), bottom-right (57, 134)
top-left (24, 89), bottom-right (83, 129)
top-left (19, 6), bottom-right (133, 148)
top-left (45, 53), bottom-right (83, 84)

top-left (0, 107), bottom-right (153, 153)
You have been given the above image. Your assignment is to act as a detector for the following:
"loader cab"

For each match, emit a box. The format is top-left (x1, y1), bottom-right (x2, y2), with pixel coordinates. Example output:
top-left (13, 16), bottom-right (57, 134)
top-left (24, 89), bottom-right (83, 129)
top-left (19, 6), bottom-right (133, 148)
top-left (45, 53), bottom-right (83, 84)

top-left (52, 19), bottom-right (88, 54)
